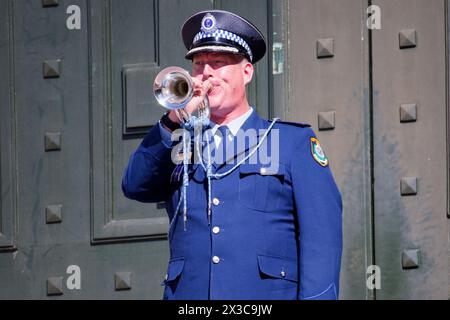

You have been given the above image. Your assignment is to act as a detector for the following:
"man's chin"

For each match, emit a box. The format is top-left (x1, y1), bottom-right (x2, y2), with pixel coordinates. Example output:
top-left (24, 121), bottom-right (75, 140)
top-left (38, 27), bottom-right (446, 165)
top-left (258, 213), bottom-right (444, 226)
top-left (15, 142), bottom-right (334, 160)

top-left (209, 105), bottom-right (226, 120)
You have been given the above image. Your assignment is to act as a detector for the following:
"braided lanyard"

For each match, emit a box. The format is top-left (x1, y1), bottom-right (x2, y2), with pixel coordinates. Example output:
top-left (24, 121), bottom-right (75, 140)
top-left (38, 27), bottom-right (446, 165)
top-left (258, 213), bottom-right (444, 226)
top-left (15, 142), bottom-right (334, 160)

top-left (169, 117), bottom-right (280, 233)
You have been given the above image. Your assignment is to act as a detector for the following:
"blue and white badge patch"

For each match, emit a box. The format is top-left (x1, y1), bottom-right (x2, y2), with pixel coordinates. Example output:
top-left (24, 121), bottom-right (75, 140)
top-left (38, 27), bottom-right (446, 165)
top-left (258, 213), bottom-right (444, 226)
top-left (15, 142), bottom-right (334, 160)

top-left (310, 137), bottom-right (329, 167)
top-left (201, 13), bottom-right (217, 33)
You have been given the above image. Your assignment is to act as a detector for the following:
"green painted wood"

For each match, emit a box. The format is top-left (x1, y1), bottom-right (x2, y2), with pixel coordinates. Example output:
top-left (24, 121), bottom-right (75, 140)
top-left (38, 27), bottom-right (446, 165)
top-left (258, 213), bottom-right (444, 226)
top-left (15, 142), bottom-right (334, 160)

top-left (0, 0), bottom-right (16, 252)
top-left (372, 0), bottom-right (449, 299)
top-left (287, 0), bottom-right (374, 300)
top-left (0, 0), bottom-right (273, 299)
top-left (2, 0), bottom-right (448, 300)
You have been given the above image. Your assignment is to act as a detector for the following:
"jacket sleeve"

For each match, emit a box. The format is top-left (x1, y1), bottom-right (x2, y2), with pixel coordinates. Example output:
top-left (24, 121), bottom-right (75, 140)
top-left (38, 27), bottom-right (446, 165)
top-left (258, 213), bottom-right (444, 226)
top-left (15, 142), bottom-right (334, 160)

top-left (122, 124), bottom-right (176, 203)
top-left (291, 127), bottom-right (343, 300)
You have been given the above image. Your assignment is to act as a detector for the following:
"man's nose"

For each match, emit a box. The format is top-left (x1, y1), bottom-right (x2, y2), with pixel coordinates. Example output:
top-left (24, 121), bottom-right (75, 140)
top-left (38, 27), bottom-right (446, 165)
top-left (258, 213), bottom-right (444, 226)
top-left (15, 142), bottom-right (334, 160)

top-left (202, 63), bottom-right (214, 80)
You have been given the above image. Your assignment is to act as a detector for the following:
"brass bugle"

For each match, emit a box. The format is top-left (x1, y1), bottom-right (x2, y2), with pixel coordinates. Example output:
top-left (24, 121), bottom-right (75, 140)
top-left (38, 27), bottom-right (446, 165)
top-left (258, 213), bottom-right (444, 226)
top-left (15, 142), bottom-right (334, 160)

top-left (153, 66), bottom-right (210, 124)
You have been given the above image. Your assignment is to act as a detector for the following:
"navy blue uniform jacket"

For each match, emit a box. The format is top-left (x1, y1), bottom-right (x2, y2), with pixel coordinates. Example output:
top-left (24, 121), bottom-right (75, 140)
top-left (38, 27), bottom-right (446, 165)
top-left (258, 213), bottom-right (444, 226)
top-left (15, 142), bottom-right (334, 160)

top-left (122, 110), bottom-right (342, 300)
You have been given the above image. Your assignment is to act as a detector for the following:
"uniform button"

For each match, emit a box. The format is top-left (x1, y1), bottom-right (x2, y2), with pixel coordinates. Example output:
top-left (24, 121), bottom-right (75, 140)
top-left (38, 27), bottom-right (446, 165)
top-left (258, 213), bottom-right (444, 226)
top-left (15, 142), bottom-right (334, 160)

top-left (280, 270), bottom-right (286, 278)
top-left (212, 226), bottom-right (220, 234)
top-left (212, 256), bottom-right (220, 264)
top-left (260, 167), bottom-right (267, 175)
top-left (212, 198), bottom-right (220, 206)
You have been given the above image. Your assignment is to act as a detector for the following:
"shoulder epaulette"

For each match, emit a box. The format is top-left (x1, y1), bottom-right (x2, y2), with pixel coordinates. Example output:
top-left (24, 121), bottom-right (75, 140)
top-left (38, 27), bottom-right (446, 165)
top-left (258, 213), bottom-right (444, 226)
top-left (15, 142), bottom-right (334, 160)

top-left (271, 119), bottom-right (311, 128)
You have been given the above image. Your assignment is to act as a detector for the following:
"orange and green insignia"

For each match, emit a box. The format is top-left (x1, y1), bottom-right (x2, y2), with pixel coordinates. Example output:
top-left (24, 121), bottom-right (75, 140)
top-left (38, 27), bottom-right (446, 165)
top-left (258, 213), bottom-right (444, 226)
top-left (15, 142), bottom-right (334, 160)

top-left (310, 137), bottom-right (329, 167)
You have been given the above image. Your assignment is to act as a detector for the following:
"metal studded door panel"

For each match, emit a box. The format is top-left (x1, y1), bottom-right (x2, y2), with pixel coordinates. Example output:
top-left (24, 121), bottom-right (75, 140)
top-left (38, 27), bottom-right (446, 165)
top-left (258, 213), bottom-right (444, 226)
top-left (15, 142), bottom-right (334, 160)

top-left (285, 0), bottom-right (449, 299)
top-left (1, 0), bottom-right (449, 300)
top-left (372, 0), bottom-right (449, 299)
top-left (0, 0), bottom-right (214, 299)
top-left (287, 0), bottom-right (373, 300)
top-left (0, 0), bottom-right (271, 299)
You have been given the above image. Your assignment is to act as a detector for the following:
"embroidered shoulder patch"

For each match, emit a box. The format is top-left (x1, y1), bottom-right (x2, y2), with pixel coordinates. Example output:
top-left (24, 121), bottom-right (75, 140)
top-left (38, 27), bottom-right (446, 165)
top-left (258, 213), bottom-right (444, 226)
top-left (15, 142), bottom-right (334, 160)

top-left (310, 137), bottom-right (329, 167)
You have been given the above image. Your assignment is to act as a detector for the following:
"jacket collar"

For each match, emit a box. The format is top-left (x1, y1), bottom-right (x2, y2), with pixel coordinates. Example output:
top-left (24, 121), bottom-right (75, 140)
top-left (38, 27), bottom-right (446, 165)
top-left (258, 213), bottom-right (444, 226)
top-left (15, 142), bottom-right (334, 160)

top-left (212, 109), bottom-right (268, 171)
top-left (191, 109), bottom-right (270, 176)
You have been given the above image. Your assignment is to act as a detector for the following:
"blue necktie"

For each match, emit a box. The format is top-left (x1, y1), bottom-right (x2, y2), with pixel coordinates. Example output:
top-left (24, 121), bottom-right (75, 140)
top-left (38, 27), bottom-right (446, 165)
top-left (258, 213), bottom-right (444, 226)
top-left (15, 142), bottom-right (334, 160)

top-left (216, 126), bottom-right (230, 164)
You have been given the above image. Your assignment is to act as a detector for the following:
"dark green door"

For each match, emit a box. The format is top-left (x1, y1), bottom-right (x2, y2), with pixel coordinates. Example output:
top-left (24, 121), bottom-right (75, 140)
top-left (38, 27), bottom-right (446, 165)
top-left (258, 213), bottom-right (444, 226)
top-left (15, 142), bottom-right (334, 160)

top-left (285, 0), bottom-right (449, 299)
top-left (0, 0), bottom-right (271, 299)
top-left (3, 0), bottom-right (448, 300)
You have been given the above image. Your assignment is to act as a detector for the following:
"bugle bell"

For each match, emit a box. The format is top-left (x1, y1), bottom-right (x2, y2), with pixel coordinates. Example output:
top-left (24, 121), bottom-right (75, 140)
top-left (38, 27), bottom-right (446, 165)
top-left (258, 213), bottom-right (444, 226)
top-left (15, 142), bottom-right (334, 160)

top-left (153, 66), bottom-right (210, 125)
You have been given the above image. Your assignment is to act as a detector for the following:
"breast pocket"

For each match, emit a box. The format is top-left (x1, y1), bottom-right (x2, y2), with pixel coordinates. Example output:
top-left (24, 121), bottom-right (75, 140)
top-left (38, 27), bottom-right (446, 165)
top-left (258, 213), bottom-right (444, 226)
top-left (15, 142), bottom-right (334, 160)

top-left (238, 163), bottom-right (286, 212)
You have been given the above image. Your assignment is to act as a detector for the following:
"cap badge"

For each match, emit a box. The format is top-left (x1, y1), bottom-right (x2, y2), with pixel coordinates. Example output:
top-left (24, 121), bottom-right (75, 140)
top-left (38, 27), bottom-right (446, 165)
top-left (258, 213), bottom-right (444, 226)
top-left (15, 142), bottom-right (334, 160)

top-left (201, 13), bottom-right (217, 33)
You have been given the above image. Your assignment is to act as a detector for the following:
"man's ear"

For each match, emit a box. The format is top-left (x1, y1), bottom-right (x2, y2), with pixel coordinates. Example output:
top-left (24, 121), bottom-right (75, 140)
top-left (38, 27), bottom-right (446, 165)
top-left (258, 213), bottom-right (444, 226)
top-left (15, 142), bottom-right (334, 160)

top-left (242, 61), bottom-right (254, 86)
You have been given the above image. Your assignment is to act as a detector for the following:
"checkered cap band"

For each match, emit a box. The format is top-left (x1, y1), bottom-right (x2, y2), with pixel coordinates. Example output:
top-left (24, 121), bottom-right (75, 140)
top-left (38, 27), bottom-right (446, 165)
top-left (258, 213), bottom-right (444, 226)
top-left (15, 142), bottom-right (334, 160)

top-left (192, 29), bottom-right (253, 62)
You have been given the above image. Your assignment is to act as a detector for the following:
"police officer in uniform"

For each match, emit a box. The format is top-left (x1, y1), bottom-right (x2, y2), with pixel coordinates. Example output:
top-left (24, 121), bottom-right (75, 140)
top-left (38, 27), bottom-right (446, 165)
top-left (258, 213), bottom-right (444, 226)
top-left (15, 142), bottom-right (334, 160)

top-left (122, 10), bottom-right (342, 300)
